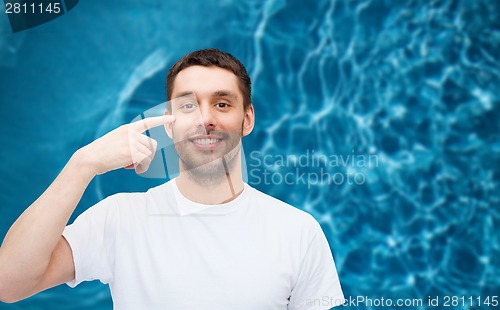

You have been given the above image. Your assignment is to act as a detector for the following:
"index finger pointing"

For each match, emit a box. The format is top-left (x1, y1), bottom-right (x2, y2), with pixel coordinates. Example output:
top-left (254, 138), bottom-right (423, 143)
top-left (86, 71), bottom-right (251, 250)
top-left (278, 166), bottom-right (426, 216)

top-left (132, 115), bottom-right (175, 132)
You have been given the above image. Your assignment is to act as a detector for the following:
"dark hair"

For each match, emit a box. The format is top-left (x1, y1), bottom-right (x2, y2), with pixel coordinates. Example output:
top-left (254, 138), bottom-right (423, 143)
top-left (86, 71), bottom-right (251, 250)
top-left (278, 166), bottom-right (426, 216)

top-left (166, 48), bottom-right (252, 111)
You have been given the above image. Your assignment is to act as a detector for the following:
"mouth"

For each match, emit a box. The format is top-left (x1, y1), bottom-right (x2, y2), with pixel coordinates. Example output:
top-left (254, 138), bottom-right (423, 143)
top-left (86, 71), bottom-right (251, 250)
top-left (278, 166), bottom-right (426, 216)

top-left (190, 135), bottom-right (223, 149)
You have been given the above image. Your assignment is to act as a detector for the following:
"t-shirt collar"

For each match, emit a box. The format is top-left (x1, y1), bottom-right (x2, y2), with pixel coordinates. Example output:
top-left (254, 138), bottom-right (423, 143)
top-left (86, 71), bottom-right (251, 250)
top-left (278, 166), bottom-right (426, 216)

top-left (148, 178), bottom-right (249, 216)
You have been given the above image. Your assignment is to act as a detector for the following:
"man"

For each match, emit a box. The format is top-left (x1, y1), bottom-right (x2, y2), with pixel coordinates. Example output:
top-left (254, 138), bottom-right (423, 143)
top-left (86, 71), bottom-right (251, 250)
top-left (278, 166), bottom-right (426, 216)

top-left (0, 49), bottom-right (344, 309)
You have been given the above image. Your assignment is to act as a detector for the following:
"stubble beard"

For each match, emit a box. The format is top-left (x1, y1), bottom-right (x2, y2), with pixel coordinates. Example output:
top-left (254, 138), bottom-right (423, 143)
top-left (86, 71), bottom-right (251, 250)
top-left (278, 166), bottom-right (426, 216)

top-left (173, 125), bottom-right (243, 187)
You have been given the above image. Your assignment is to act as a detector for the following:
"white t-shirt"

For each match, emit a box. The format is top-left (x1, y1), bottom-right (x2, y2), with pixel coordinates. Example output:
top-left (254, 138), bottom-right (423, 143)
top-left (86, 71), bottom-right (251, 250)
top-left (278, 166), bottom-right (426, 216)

top-left (63, 179), bottom-right (344, 309)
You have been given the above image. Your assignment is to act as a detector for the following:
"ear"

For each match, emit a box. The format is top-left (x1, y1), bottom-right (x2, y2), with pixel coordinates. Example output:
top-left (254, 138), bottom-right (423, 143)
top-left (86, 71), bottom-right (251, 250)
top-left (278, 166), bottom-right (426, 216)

top-left (164, 110), bottom-right (173, 139)
top-left (242, 104), bottom-right (255, 137)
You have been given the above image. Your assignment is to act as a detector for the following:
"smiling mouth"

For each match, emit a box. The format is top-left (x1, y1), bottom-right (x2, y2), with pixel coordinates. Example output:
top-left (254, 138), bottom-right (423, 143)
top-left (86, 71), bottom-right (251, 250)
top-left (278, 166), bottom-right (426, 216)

top-left (192, 138), bottom-right (221, 145)
top-left (189, 134), bottom-right (224, 148)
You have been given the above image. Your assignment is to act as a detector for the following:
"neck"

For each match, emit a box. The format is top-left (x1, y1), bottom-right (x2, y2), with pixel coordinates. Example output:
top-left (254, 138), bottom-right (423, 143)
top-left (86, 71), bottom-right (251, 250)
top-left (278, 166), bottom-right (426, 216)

top-left (176, 157), bottom-right (244, 205)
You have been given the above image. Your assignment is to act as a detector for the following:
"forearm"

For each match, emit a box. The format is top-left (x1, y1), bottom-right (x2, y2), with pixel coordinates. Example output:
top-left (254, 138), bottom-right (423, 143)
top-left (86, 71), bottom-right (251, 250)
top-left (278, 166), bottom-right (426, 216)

top-left (0, 149), bottom-right (95, 290)
top-left (0, 115), bottom-right (171, 299)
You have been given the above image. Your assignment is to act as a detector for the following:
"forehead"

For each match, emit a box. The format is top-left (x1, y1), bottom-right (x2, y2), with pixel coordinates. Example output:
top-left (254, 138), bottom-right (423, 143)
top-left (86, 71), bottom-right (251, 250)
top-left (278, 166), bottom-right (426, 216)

top-left (171, 66), bottom-right (241, 99)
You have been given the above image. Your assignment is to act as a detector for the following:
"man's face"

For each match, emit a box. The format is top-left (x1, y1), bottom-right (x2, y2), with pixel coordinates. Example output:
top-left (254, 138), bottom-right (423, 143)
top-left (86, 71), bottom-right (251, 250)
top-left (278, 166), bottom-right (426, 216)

top-left (165, 66), bottom-right (254, 180)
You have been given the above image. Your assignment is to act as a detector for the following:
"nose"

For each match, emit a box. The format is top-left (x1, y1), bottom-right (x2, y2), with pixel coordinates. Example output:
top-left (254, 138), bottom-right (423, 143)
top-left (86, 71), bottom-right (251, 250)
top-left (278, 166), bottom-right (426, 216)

top-left (195, 102), bottom-right (217, 130)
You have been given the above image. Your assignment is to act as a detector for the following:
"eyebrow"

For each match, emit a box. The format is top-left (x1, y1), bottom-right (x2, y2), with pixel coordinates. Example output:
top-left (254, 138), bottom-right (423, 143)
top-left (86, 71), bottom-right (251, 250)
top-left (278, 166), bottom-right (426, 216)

top-left (173, 91), bottom-right (196, 99)
top-left (172, 90), bottom-right (238, 100)
top-left (212, 90), bottom-right (238, 100)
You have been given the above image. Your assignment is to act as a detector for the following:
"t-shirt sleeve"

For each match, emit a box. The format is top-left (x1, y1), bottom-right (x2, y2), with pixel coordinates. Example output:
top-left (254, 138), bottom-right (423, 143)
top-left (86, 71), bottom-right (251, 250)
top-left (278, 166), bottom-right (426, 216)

top-left (288, 222), bottom-right (345, 310)
top-left (62, 195), bottom-right (118, 288)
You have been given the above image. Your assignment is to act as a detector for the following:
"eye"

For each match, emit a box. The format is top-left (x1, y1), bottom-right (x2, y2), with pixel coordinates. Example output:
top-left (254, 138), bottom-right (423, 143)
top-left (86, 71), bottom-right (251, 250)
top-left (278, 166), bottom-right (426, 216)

top-left (180, 102), bottom-right (198, 110)
top-left (215, 102), bottom-right (230, 108)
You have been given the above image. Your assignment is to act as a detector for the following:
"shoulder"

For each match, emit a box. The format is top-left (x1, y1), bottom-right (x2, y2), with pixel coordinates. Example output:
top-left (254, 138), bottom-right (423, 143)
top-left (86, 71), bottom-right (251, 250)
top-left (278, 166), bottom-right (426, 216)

top-left (246, 185), bottom-right (320, 231)
top-left (88, 180), bottom-right (174, 217)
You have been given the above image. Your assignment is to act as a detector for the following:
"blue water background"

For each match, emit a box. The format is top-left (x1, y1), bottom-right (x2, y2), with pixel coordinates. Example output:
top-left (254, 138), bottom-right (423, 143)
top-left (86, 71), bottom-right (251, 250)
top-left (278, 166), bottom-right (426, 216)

top-left (1, 0), bottom-right (499, 309)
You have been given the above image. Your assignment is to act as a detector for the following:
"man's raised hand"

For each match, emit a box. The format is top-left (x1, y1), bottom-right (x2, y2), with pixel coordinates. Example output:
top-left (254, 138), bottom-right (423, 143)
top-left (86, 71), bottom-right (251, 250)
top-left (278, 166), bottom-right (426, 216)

top-left (79, 115), bottom-right (175, 175)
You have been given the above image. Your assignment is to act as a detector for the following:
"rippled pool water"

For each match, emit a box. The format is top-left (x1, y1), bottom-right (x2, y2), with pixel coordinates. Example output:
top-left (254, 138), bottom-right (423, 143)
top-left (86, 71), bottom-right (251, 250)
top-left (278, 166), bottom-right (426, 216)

top-left (1, 0), bottom-right (499, 309)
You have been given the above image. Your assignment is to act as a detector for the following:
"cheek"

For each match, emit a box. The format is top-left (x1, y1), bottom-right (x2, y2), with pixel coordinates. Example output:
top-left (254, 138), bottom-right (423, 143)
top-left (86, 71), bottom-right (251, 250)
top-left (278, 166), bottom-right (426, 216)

top-left (220, 114), bottom-right (245, 130)
top-left (172, 117), bottom-right (193, 130)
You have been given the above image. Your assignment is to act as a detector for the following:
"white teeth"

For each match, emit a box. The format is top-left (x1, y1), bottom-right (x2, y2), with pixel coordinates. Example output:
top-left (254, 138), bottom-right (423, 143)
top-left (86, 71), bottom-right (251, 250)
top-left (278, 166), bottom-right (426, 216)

top-left (193, 138), bottom-right (220, 145)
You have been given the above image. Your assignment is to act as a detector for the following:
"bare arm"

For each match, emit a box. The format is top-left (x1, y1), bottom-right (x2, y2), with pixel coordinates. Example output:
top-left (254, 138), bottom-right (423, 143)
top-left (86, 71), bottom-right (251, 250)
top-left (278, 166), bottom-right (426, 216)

top-left (0, 115), bottom-right (174, 303)
top-left (0, 151), bottom-right (93, 302)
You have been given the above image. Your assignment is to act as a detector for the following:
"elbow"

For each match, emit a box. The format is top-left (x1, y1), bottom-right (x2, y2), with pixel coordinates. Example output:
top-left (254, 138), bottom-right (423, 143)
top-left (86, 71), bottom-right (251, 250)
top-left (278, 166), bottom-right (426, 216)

top-left (0, 277), bottom-right (21, 304)
top-left (0, 259), bottom-right (9, 303)
top-left (0, 280), bottom-right (10, 303)
top-left (0, 291), bottom-right (27, 304)
top-left (0, 296), bottom-right (15, 304)
top-left (0, 275), bottom-right (6, 303)
top-left (0, 282), bottom-right (11, 304)
top-left (0, 288), bottom-right (21, 304)
top-left (0, 261), bottom-right (33, 303)
top-left (0, 297), bottom-right (19, 304)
